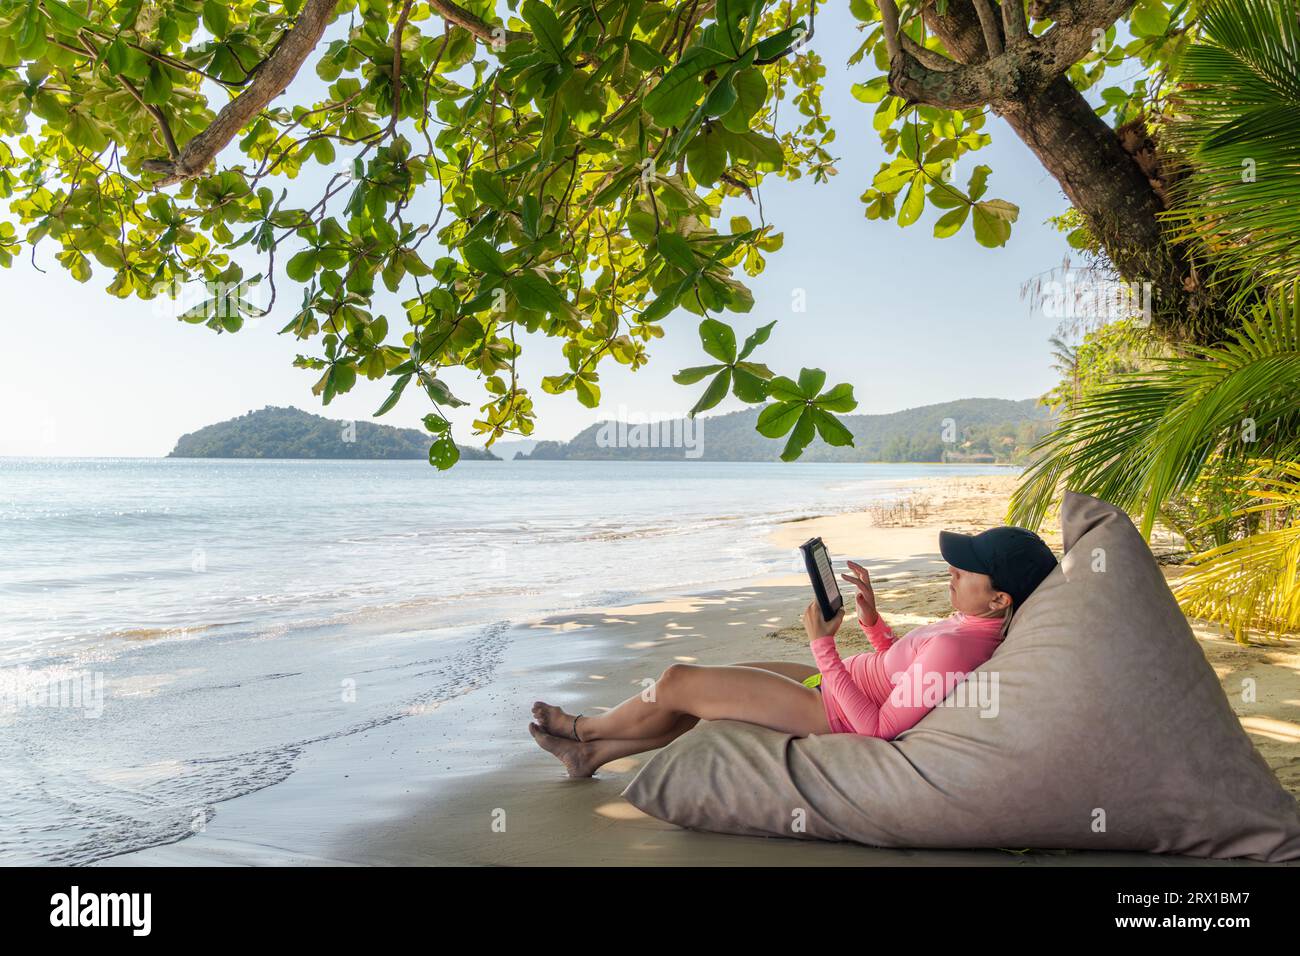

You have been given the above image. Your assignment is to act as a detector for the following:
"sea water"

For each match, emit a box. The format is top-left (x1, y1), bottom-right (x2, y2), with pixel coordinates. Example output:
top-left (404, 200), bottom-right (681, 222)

top-left (0, 457), bottom-right (1012, 863)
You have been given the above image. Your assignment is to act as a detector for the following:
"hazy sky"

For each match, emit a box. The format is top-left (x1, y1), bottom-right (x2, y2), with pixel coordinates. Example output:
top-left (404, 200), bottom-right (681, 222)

top-left (0, 7), bottom-right (1078, 458)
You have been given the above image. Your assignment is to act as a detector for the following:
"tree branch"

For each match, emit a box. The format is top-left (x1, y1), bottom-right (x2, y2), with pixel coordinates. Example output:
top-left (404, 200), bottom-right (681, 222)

top-left (901, 32), bottom-right (958, 71)
top-left (142, 0), bottom-right (341, 186)
top-left (878, 0), bottom-right (904, 59)
top-left (120, 77), bottom-right (180, 160)
top-left (971, 0), bottom-right (1004, 56)
top-left (1002, 0), bottom-right (1030, 42)
top-left (387, 0), bottom-right (415, 133)
top-left (888, 0), bottom-right (1134, 109)
top-left (428, 0), bottom-right (528, 44)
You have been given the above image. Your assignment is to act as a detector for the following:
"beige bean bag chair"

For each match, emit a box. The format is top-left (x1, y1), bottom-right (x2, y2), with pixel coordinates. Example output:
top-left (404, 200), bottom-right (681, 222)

top-left (622, 491), bottom-right (1300, 861)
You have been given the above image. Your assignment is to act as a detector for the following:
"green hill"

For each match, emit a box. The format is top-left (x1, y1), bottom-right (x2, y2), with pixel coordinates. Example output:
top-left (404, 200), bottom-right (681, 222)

top-left (519, 398), bottom-right (1053, 463)
top-left (168, 406), bottom-right (499, 461)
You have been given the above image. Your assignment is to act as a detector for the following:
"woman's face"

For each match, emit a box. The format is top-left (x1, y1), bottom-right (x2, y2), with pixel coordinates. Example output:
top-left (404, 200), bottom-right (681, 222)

top-left (947, 564), bottom-right (1009, 617)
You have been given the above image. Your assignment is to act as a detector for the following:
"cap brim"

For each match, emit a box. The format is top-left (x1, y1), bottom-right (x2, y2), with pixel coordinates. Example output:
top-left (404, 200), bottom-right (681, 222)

top-left (939, 530), bottom-right (988, 574)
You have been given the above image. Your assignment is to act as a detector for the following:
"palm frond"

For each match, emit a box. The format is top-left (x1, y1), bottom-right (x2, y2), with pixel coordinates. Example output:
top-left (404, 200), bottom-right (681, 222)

top-left (1172, 461), bottom-right (1300, 640)
top-left (1009, 281), bottom-right (1300, 535)
top-left (1164, 0), bottom-right (1300, 286)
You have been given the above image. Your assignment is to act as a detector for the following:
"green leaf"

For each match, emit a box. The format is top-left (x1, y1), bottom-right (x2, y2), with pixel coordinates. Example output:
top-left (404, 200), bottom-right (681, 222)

top-left (509, 270), bottom-right (566, 313)
top-left (374, 373), bottom-right (412, 417)
top-left (656, 232), bottom-right (699, 272)
top-left (686, 127), bottom-right (728, 185)
top-left (851, 77), bottom-right (888, 104)
top-left (521, 0), bottom-right (567, 63)
top-left (471, 169), bottom-right (510, 209)
top-left (640, 288), bottom-right (680, 323)
top-left (715, 0), bottom-right (748, 55)
top-left (972, 200), bottom-right (1017, 248)
top-left (732, 365), bottom-right (769, 402)
top-left (286, 250), bottom-right (318, 281)
top-left (722, 68), bottom-right (767, 133)
top-left (703, 72), bottom-right (739, 117)
top-left (699, 318), bottom-right (737, 362)
top-left (673, 363), bottom-right (726, 385)
top-left (1130, 0), bottom-right (1171, 35)
top-left (797, 367), bottom-right (826, 397)
top-left (16, 1), bottom-right (46, 57)
top-left (738, 319), bottom-right (776, 359)
top-left (689, 368), bottom-right (732, 417)
top-left (780, 407), bottom-right (816, 461)
top-left (521, 194), bottom-right (541, 238)
top-left (898, 173), bottom-right (926, 227)
top-left (979, 198), bottom-right (1019, 221)
top-left (873, 160), bottom-right (914, 194)
top-left (45, 0), bottom-right (95, 33)
top-left (645, 46), bottom-right (730, 128)
top-left (574, 375), bottom-right (600, 408)
top-left (927, 182), bottom-right (967, 209)
top-left (933, 205), bottom-right (970, 238)
top-left (812, 408), bottom-right (855, 446)
top-left (429, 435), bottom-right (460, 470)
top-left (766, 375), bottom-right (803, 402)
top-left (626, 38), bottom-right (670, 71)
top-left (423, 374), bottom-right (469, 407)
top-left (143, 63), bottom-right (173, 104)
top-left (464, 240), bottom-right (509, 277)
top-left (728, 130), bottom-right (784, 171)
top-left (813, 382), bottom-right (858, 413)
top-left (755, 25), bottom-right (805, 61)
top-left (756, 399), bottom-right (804, 437)
top-left (202, 0), bottom-right (230, 38)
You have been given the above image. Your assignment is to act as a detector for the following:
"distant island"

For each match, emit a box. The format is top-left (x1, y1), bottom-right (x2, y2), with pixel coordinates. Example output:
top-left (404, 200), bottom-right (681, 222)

top-left (519, 398), bottom-right (1053, 463)
top-left (168, 399), bottom-right (1051, 464)
top-left (168, 406), bottom-right (499, 460)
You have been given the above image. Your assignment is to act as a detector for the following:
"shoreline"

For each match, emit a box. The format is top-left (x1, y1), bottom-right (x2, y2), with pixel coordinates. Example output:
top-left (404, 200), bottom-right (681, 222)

top-left (102, 473), bottom-right (1299, 866)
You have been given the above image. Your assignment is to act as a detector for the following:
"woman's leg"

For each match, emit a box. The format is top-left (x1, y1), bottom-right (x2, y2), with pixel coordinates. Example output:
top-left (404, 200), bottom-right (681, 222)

top-left (531, 660), bottom-right (819, 741)
top-left (528, 714), bottom-right (699, 778)
top-left (574, 662), bottom-right (831, 741)
top-left (732, 660), bottom-right (819, 682)
top-left (529, 660), bottom-right (828, 776)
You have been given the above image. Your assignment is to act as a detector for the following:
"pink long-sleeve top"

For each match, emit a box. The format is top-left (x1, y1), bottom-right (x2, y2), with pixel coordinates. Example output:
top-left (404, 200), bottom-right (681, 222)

top-left (810, 610), bottom-right (1006, 740)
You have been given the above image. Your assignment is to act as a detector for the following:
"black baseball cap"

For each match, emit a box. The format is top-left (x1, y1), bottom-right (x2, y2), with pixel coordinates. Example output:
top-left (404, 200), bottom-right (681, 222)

top-left (939, 526), bottom-right (1057, 610)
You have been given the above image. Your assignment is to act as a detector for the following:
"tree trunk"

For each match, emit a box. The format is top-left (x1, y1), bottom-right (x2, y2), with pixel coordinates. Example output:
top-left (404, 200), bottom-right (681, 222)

top-left (1001, 76), bottom-right (1210, 341)
top-left (919, 1), bottom-right (1238, 344)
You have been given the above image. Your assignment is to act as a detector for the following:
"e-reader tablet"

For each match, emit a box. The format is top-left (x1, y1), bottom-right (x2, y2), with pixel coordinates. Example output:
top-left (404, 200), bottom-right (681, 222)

top-left (800, 537), bottom-right (843, 622)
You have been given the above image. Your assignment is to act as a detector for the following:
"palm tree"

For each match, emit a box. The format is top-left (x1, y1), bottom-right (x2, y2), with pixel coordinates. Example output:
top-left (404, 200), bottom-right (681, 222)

top-left (1172, 462), bottom-right (1300, 640)
top-left (1046, 335), bottom-right (1081, 408)
top-left (1165, 0), bottom-right (1300, 296)
top-left (1009, 282), bottom-right (1300, 538)
top-left (1007, 0), bottom-right (1300, 641)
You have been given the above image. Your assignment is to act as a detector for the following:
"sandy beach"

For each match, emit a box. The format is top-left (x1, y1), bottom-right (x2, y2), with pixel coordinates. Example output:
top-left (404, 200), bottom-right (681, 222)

top-left (105, 472), bottom-right (1300, 867)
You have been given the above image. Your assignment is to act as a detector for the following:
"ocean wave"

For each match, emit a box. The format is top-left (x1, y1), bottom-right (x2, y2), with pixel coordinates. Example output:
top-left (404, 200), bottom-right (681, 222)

top-left (2, 620), bottom-right (515, 865)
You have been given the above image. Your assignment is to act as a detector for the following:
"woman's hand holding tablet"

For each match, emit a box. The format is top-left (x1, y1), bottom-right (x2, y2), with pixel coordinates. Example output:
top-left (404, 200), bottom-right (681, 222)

top-left (800, 537), bottom-right (844, 623)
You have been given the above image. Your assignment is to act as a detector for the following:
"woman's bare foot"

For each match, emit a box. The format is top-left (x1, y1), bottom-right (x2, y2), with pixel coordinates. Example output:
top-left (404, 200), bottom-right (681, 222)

top-left (531, 700), bottom-right (580, 739)
top-left (529, 723), bottom-right (598, 778)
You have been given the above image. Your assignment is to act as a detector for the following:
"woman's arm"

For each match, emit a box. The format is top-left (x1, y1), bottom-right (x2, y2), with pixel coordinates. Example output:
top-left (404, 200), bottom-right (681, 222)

top-left (804, 603), bottom-right (961, 739)
top-left (861, 613), bottom-right (896, 652)
top-left (841, 560), bottom-right (895, 651)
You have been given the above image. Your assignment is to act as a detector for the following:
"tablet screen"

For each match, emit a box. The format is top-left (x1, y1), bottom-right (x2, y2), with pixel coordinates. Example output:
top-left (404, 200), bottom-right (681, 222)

top-left (812, 542), bottom-right (840, 603)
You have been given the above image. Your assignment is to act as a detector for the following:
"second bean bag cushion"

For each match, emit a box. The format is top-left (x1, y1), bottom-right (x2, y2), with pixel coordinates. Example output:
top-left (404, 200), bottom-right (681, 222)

top-left (621, 491), bottom-right (1300, 861)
